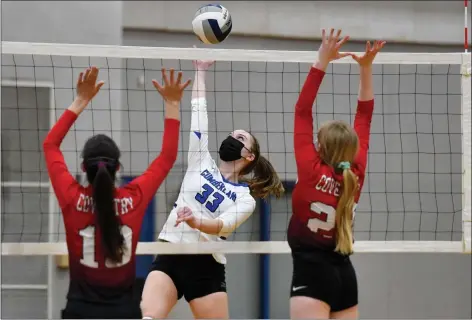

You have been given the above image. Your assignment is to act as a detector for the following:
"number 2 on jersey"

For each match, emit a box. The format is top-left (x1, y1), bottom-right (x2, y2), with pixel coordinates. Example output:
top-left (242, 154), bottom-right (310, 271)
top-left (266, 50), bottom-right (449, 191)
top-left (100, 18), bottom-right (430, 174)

top-left (308, 202), bottom-right (336, 235)
top-left (195, 183), bottom-right (224, 212)
top-left (79, 225), bottom-right (132, 268)
top-left (308, 202), bottom-right (357, 235)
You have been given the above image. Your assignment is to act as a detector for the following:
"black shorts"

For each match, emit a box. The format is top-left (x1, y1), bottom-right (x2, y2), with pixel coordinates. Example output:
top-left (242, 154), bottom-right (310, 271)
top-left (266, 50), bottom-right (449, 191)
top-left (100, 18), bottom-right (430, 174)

top-left (61, 299), bottom-right (141, 319)
top-left (290, 249), bottom-right (358, 312)
top-left (150, 253), bottom-right (226, 302)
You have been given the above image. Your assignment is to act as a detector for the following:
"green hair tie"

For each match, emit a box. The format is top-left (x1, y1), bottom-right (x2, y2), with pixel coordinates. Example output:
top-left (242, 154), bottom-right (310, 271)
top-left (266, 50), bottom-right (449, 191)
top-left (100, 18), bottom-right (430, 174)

top-left (338, 161), bottom-right (351, 170)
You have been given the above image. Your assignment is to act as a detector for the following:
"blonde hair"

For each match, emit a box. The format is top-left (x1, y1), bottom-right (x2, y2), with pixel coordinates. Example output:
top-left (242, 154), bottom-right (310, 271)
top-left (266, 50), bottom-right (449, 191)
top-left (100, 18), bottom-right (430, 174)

top-left (317, 120), bottom-right (359, 255)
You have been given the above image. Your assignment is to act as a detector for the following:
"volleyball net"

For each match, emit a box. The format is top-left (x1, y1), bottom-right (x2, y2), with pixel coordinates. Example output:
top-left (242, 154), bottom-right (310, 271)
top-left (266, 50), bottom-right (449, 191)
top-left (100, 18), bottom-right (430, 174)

top-left (1, 42), bottom-right (471, 256)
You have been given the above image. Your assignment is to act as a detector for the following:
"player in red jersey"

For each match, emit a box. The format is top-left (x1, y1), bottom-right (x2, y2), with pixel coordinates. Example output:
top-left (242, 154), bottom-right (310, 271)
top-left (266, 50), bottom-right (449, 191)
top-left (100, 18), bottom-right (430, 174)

top-left (288, 28), bottom-right (385, 319)
top-left (43, 66), bottom-right (190, 319)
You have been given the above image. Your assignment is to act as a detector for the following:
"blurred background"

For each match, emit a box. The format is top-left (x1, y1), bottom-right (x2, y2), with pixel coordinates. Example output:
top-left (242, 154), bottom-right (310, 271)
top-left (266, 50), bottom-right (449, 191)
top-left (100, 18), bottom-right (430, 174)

top-left (1, 1), bottom-right (471, 319)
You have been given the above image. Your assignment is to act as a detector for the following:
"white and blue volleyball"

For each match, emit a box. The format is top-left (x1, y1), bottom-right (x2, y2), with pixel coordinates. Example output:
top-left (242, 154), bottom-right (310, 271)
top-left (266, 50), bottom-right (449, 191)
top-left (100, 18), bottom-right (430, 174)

top-left (192, 4), bottom-right (232, 44)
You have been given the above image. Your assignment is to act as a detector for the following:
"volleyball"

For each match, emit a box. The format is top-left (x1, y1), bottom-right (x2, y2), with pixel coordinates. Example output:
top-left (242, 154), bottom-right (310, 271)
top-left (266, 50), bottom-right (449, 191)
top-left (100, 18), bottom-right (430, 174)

top-left (192, 4), bottom-right (232, 44)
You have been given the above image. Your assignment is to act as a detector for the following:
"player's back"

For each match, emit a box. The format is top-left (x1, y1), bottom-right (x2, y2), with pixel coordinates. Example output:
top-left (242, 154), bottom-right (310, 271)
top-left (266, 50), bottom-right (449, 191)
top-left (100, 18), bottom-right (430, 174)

top-left (288, 161), bottom-right (365, 251)
top-left (63, 183), bottom-right (147, 305)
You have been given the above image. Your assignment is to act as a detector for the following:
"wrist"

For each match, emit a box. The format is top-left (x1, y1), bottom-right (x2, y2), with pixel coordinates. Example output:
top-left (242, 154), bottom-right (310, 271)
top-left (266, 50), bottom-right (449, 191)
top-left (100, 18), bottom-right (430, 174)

top-left (165, 100), bottom-right (180, 107)
top-left (164, 101), bottom-right (180, 121)
top-left (75, 95), bottom-right (89, 104)
top-left (360, 64), bottom-right (373, 71)
top-left (68, 97), bottom-right (89, 115)
top-left (313, 60), bottom-right (329, 71)
top-left (187, 217), bottom-right (200, 229)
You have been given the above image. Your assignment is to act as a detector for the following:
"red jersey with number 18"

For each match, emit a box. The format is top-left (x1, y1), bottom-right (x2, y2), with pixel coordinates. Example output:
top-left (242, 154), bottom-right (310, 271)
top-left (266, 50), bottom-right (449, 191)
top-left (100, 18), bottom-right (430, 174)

top-left (288, 67), bottom-right (374, 251)
top-left (43, 110), bottom-right (179, 304)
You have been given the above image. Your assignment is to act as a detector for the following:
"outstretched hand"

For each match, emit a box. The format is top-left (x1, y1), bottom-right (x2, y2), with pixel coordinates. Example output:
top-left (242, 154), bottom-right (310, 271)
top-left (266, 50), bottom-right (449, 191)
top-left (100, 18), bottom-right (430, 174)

top-left (68, 66), bottom-right (104, 115)
top-left (318, 28), bottom-right (350, 66)
top-left (152, 68), bottom-right (191, 102)
top-left (76, 66), bottom-right (105, 102)
top-left (193, 59), bottom-right (214, 72)
top-left (350, 40), bottom-right (386, 67)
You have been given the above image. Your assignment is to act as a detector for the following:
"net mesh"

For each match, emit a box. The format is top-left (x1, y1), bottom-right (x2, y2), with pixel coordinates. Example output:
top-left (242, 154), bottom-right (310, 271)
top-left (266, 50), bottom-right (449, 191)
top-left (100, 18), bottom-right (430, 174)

top-left (0, 43), bottom-right (470, 254)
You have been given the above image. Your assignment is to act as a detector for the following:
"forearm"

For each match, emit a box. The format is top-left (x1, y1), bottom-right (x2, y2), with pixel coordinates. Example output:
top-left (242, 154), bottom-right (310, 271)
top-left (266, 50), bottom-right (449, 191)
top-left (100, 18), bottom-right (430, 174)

top-left (67, 97), bottom-right (89, 116)
top-left (313, 60), bottom-right (329, 72)
top-left (294, 65), bottom-right (325, 146)
top-left (165, 101), bottom-right (180, 121)
top-left (43, 109), bottom-right (78, 148)
top-left (192, 70), bottom-right (207, 100)
top-left (159, 118), bottom-right (180, 167)
top-left (190, 217), bottom-right (223, 235)
top-left (358, 65), bottom-right (373, 101)
top-left (190, 99), bottom-right (208, 133)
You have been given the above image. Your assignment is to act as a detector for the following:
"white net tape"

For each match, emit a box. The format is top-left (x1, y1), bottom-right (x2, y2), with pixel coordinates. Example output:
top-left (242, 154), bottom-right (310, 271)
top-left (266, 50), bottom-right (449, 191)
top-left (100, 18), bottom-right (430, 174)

top-left (1, 41), bottom-right (470, 255)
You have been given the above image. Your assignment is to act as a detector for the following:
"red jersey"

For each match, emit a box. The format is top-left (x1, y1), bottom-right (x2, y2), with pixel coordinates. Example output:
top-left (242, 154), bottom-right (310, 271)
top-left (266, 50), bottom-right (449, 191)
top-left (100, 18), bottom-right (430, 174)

top-left (288, 67), bottom-right (374, 252)
top-left (43, 110), bottom-right (179, 304)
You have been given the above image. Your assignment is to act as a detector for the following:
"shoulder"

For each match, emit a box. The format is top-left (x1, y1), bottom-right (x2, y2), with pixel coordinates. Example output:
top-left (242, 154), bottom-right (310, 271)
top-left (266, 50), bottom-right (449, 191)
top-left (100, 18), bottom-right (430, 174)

top-left (297, 162), bottom-right (330, 186)
top-left (118, 184), bottom-right (140, 198)
top-left (115, 186), bottom-right (144, 211)
top-left (351, 164), bottom-right (365, 178)
top-left (65, 186), bottom-right (91, 212)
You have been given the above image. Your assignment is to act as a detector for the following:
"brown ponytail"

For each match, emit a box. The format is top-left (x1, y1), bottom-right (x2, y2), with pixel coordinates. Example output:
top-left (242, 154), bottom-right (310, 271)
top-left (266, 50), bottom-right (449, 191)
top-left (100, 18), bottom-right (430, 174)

top-left (240, 134), bottom-right (285, 199)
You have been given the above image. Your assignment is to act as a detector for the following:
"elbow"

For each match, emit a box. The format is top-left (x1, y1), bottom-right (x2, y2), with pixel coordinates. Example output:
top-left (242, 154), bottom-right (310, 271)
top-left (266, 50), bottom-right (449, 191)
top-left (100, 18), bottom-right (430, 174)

top-left (42, 139), bottom-right (54, 152)
top-left (216, 218), bottom-right (234, 238)
top-left (161, 148), bottom-right (178, 168)
top-left (295, 106), bottom-right (310, 117)
top-left (159, 155), bottom-right (177, 174)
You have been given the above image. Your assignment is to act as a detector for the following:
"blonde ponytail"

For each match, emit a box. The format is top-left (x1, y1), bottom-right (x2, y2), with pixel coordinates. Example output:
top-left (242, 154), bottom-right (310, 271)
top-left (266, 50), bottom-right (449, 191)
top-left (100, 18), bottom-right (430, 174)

top-left (334, 164), bottom-right (358, 255)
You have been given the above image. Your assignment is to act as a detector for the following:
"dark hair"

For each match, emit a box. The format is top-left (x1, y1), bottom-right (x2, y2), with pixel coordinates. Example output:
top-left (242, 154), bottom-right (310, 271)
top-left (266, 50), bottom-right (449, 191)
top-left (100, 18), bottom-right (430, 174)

top-left (239, 133), bottom-right (285, 199)
top-left (82, 134), bottom-right (123, 264)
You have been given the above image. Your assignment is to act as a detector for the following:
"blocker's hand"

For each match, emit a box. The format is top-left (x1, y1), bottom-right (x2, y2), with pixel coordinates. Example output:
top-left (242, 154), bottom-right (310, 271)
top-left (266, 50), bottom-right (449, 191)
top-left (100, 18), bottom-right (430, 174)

top-left (193, 59), bottom-right (214, 72)
top-left (317, 28), bottom-right (350, 66)
top-left (76, 66), bottom-right (105, 103)
top-left (350, 40), bottom-right (386, 67)
top-left (152, 68), bottom-right (191, 102)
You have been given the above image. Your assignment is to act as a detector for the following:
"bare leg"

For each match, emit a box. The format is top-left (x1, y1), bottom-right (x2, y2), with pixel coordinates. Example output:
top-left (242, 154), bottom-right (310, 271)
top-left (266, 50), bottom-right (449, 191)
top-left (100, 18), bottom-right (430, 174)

top-left (140, 271), bottom-right (178, 319)
top-left (189, 292), bottom-right (229, 319)
top-left (330, 305), bottom-right (359, 319)
top-left (290, 296), bottom-right (331, 319)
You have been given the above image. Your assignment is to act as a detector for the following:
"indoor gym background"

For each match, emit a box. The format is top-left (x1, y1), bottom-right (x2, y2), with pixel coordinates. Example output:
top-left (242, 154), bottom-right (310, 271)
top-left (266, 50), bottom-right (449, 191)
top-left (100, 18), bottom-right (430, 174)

top-left (1, 1), bottom-right (471, 319)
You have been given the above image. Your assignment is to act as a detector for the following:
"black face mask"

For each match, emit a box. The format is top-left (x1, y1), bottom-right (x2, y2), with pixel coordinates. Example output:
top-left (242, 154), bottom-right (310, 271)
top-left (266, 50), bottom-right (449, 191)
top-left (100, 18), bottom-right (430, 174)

top-left (219, 136), bottom-right (245, 162)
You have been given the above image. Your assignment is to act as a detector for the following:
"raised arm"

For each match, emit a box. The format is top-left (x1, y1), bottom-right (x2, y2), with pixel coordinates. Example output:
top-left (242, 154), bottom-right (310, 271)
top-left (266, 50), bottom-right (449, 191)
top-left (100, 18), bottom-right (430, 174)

top-left (128, 69), bottom-right (191, 205)
top-left (294, 65), bottom-right (326, 180)
top-left (175, 194), bottom-right (256, 238)
top-left (294, 29), bottom-right (350, 182)
top-left (351, 41), bottom-right (386, 173)
top-left (188, 60), bottom-right (214, 170)
top-left (44, 67), bottom-right (104, 209)
top-left (43, 102), bottom-right (81, 209)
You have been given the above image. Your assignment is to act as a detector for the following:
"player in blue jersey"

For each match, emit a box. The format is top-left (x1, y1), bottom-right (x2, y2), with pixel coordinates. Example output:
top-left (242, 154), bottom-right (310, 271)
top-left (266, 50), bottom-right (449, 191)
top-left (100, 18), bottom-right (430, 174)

top-left (140, 59), bottom-right (285, 319)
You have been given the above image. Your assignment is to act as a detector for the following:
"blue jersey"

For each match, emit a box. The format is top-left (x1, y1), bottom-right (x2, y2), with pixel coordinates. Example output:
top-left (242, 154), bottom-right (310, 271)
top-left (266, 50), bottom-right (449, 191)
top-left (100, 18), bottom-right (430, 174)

top-left (159, 98), bottom-right (256, 264)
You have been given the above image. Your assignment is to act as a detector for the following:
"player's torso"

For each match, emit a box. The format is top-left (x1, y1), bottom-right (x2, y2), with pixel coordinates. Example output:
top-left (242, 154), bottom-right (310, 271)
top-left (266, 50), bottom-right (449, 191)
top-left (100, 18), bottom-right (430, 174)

top-left (289, 164), bottom-right (363, 250)
top-left (63, 186), bottom-right (143, 291)
top-left (159, 157), bottom-right (250, 243)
